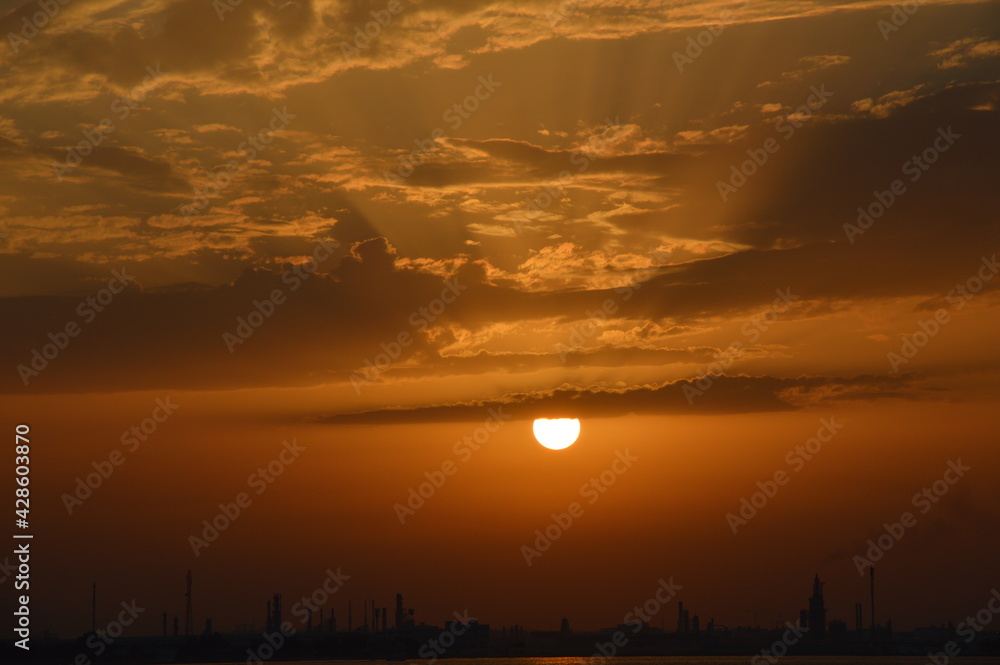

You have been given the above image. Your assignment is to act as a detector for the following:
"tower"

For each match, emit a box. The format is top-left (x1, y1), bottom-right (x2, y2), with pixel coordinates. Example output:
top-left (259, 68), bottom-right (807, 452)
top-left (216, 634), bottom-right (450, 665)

top-left (395, 594), bottom-right (404, 629)
top-left (272, 594), bottom-right (282, 630)
top-left (808, 574), bottom-right (826, 638)
top-left (870, 566), bottom-right (876, 643)
top-left (184, 571), bottom-right (194, 636)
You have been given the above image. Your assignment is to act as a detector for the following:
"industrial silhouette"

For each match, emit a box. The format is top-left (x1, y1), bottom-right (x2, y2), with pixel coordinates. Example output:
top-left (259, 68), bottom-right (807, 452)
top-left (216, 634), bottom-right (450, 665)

top-left (802, 573), bottom-right (826, 639)
top-left (2, 570), bottom-right (993, 663)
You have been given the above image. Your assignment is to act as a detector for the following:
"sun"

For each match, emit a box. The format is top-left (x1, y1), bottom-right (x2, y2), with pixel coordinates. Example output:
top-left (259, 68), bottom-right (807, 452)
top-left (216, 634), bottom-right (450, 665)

top-left (532, 418), bottom-right (581, 450)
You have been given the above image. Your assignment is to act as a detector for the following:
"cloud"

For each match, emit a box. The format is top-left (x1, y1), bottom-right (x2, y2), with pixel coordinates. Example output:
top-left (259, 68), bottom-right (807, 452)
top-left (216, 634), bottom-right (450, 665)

top-left (0, 0), bottom-right (997, 405)
top-left (757, 53), bottom-right (851, 89)
top-left (931, 38), bottom-right (1000, 70)
top-left (316, 373), bottom-right (919, 423)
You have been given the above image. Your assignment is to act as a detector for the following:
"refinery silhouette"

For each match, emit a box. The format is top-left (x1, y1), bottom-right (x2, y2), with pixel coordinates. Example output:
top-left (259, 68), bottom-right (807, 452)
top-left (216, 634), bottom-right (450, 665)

top-left (4, 567), bottom-right (999, 664)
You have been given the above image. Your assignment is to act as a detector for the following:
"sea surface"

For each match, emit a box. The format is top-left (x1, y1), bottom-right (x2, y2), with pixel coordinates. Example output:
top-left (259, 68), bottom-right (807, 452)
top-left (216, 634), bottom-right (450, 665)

top-left (183, 657), bottom-right (998, 665)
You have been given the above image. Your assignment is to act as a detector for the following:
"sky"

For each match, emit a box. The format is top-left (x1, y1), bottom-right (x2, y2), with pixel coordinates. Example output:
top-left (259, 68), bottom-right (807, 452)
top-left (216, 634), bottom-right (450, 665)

top-left (0, 0), bottom-right (999, 641)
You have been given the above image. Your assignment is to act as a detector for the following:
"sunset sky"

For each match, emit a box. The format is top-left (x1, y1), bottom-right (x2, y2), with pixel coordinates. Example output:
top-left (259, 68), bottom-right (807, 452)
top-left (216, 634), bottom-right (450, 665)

top-left (1, 0), bottom-right (999, 641)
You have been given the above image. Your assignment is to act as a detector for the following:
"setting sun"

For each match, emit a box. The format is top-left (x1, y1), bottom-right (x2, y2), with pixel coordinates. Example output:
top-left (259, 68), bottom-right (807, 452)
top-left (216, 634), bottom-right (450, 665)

top-left (532, 418), bottom-right (581, 450)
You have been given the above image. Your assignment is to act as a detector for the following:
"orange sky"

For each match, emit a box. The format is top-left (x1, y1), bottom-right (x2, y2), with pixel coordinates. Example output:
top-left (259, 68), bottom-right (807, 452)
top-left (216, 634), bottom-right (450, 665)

top-left (0, 0), bottom-right (999, 641)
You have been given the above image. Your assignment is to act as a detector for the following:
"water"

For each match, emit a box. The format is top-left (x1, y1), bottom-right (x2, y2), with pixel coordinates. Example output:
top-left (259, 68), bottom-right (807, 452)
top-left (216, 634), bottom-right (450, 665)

top-left (183, 658), bottom-right (997, 665)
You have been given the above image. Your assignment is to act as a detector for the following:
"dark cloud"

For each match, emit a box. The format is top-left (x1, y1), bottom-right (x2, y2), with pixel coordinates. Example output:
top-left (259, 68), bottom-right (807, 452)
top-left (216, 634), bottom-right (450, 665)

top-left (1, 218), bottom-right (996, 394)
top-left (0, 236), bottom-right (494, 393)
top-left (49, 145), bottom-right (188, 191)
top-left (316, 373), bottom-right (917, 424)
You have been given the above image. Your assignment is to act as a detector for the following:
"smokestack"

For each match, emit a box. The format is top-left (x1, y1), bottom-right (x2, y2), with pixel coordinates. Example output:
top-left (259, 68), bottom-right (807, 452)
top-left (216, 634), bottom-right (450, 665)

top-left (92, 583), bottom-right (96, 633)
top-left (349, 600), bottom-right (352, 632)
top-left (184, 570), bottom-right (193, 636)
top-left (870, 566), bottom-right (876, 643)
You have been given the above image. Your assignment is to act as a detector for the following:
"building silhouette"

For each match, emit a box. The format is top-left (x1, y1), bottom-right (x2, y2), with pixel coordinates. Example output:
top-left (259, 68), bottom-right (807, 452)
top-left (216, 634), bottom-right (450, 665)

top-left (804, 573), bottom-right (826, 639)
